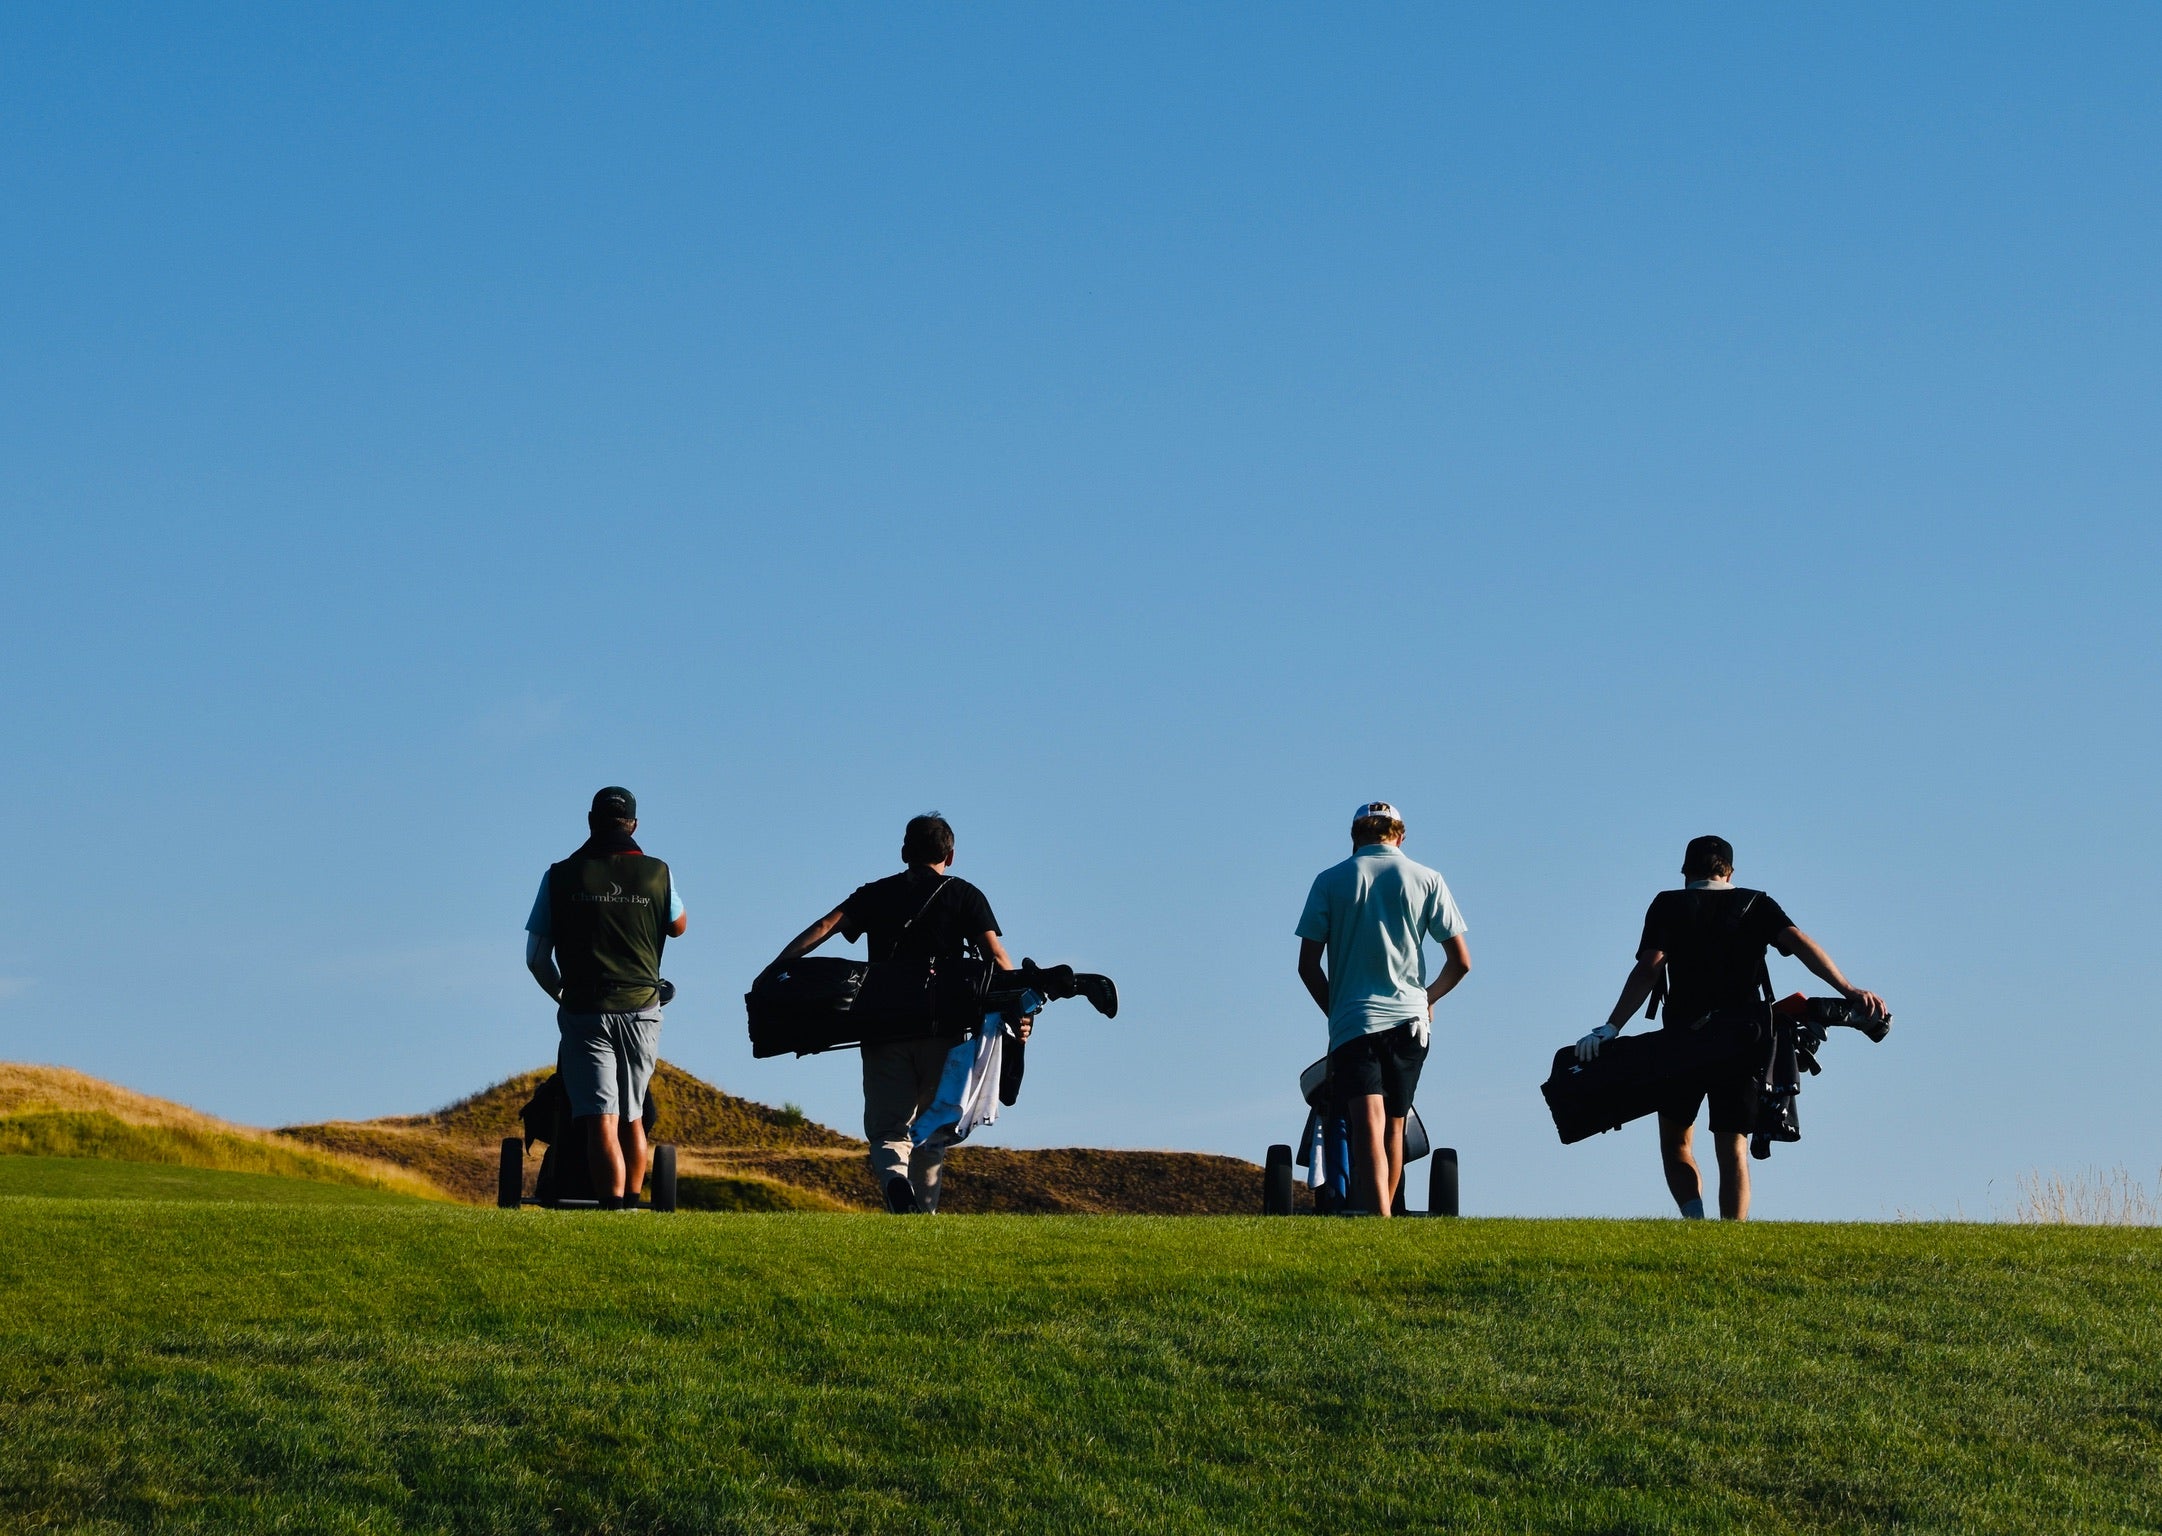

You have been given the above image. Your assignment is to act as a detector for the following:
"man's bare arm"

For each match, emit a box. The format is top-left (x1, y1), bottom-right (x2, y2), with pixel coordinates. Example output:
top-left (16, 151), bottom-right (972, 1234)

top-left (1297, 939), bottom-right (1330, 1016)
top-left (525, 933), bottom-right (562, 1002)
top-left (1605, 950), bottom-right (1663, 1032)
top-left (1425, 935), bottom-right (1471, 1013)
top-left (668, 911), bottom-right (688, 938)
top-left (1779, 927), bottom-right (1888, 1019)
top-left (769, 906), bottom-right (848, 970)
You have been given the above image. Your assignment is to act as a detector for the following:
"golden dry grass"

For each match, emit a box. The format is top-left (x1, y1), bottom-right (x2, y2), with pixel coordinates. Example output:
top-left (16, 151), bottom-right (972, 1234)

top-left (0, 1061), bottom-right (235, 1129)
top-left (12, 1057), bottom-right (1280, 1213)
top-left (2013, 1166), bottom-right (2160, 1225)
top-left (0, 1062), bottom-right (454, 1201)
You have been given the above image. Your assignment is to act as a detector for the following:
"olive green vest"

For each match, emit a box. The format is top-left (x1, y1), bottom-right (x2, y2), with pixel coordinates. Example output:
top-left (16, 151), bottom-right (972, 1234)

top-left (548, 853), bottom-right (671, 1012)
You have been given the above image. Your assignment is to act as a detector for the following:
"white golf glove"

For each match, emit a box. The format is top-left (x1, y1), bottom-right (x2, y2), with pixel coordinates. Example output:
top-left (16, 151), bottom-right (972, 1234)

top-left (1413, 1014), bottom-right (1432, 1049)
top-left (1576, 1023), bottom-right (1620, 1062)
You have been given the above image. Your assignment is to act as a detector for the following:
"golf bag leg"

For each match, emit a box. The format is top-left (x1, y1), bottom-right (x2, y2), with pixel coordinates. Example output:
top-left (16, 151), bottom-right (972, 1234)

top-left (1264, 1144), bottom-right (1295, 1215)
top-left (1430, 1148), bottom-right (1459, 1217)
top-left (497, 1138), bottom-right (523, 1209)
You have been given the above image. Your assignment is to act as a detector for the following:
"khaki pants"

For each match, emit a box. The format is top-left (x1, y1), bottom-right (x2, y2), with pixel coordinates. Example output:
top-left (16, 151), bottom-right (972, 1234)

top-left (862, 1036), bottom-right (958, 1211)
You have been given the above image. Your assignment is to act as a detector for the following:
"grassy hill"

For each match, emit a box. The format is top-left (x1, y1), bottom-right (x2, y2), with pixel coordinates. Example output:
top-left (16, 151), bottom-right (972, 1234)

top-left (280, 1060), bottom-right (1282, 1213)
top-left (2, 1059), bottom-right (1281, 1213)
top-left (0, 1063), bottom-right (447, 1200)
top-left (0, 1205), bottom-right (2154, 1533)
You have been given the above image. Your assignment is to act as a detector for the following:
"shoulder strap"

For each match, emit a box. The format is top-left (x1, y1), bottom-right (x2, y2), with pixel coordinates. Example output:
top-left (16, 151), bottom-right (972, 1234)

top-left (1644, 891), bottom-right (1671, 1020)
top-left (899, 877), bottom-right (954, 934)
top-left (1733, 891), bottom-right (1775, 1004)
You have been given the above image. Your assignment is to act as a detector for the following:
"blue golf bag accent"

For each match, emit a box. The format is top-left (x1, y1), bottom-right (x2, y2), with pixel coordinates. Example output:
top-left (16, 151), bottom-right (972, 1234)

top-left (1293, 1053), bottom-right (1430, 1213)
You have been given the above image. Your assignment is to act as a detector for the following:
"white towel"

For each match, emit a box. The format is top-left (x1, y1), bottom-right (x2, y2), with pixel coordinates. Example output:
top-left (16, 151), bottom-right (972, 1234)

top-left (911, 1015), bottom-right (1008, 1151)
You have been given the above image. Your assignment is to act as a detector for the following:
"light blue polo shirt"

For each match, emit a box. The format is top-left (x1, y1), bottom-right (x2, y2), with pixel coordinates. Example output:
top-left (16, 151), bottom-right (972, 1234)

top-left (1296, 843), bottom-right (1467, 1052)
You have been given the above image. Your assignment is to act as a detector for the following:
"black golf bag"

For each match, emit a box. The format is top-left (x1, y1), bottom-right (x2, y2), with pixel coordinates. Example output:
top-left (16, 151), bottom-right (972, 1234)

top-left (1746, 994), bottom-right (1892, 1159)
top-left (1540, 995), bottom-right (1890, 1148)
top-left (518, 1071), bottom-right (660, 1206)
top-left (745, 955), bottom-right (1116, 1059)
top-left (1540, 1007), bottom-right (1772, 1145)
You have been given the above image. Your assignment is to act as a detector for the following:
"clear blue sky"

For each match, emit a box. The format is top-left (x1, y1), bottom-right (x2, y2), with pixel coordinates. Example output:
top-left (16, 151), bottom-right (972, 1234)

top-left (4, 5), bottom-right (2157, 1219)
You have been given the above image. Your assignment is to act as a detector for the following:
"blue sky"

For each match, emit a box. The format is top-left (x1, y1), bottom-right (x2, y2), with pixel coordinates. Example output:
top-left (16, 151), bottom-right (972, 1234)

top-left (3, 5), bottom-right (2157, 1218)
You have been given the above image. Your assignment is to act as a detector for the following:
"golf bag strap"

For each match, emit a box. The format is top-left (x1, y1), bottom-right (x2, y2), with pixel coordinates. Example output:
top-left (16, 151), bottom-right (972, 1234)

top-left (1740, 891), bottom-right (1776, 1005)
top-left (900, 877), bottom-right (953, 937)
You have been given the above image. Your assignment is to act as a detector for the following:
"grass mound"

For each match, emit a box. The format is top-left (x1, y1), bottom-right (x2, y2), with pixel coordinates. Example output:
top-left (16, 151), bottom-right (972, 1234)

top-left (8, 1058), bottom-right (1285, 1214)
top-left (707, 1144), bottom-right (1287, 1213)
top-left (0, 1154), bottom-right (423, 1204)
top-left (391, 1060), bottom-right (857, 1151)
top-left (0, 1210), bottom-right (2155, 1533)
top-left (676, 1170), bottom-right (848, 1211)
top-left (280, 1059), bottom-right (861, 1204)
top-left (0, 1112), bottom-right (438, 1194)
top-left (0, 1064), bottom-right (446, 1201)
top-left (279, 1059), bottom-right (1280, 1212)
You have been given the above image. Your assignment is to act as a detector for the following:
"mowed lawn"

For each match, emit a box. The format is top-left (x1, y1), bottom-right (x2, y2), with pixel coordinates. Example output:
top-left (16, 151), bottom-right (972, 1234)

top-left (0, 1193), bottom-right (2156, 1534)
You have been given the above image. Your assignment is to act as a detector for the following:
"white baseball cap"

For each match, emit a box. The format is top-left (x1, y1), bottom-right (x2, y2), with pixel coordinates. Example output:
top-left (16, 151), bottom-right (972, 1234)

top-left (1353, 801), bottom-right (1402, 822)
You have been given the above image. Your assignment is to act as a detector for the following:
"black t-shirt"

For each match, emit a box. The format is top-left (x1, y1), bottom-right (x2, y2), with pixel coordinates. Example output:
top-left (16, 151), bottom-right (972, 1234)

top-left (1639, 887), bottom-right (1795, 1027)
top-left (839, 868), bottom-right (1000, 965)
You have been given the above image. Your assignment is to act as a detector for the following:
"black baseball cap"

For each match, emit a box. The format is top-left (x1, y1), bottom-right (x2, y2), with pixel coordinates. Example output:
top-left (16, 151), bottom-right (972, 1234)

top-left (591, 786), bottom-right (637, 819)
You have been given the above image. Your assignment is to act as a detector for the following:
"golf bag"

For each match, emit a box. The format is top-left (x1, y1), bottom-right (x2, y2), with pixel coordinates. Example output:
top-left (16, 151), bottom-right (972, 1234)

top-left (745, 955), bottom-right (1116, 1059)
top-left (1748, 994), bottom-right (1893, 1159)
top-left (1540, 1006), bottom-right (1771, 1145)
top-left (1292, 1053), bottom-right (1431, 1214)
top-left (1540, 994), bottom-right (1890, 1150)
top-left (518, 1071), bottom-right (660, 1206)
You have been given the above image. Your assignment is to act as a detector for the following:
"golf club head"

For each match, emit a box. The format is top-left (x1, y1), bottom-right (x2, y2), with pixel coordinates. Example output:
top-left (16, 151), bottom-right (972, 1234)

top-left (1076, 973), bottom-right (1117, 1018)
top-left (1806, 996), bottom-right (1891, 1043)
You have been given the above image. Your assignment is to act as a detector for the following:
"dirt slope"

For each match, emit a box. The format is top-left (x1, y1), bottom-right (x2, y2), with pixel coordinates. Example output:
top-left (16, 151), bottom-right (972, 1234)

top-left (280, 1060), bottom-right (1279, 1213)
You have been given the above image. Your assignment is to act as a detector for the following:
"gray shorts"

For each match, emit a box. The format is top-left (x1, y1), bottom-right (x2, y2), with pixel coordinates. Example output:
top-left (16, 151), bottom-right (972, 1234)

top-left (556, 1008), bottom-right (662, 1120)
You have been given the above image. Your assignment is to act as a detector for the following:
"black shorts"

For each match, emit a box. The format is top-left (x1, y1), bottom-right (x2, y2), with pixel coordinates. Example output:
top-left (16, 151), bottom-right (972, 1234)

top-left (1664, 1072), bottom-right (1761, 1136)
top-left (1327, 1023), bottom-right (1429, 1117)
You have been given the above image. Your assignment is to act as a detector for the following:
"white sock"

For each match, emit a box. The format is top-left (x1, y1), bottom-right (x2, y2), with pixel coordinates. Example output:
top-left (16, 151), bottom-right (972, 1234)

top-left (1679, 1197), bottom-right (1706, 1219)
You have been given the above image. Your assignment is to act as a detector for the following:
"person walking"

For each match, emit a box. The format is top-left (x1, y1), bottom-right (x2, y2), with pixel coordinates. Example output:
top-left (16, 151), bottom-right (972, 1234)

top-left (1296, 802), bottom-right (1472, 1216)
top-left (525, 787), bottom-right (687, 1209)
top-left (765, 813), bottom-right (1018, 1213)
top-left (1576, 835), bottom-right (1887, 1220)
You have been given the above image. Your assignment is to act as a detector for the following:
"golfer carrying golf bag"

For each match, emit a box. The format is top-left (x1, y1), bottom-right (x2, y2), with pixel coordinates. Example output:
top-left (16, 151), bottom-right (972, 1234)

top-left (1577, 835), bottom-right (1887, 1220)
top-left (763, 813), bottom-right (1020, 1213)
top-left (524, 787), bottom-right (687, 1210)
top-left (1296, 802), bottom-right (1472, 1217)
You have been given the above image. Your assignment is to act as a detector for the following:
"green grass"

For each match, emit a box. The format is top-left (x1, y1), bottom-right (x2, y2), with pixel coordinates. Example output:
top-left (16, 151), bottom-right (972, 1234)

top-left (0, 1155), bottom-right (424, 1205)
top-left (0, 1207), bottom-right (2155, 1534)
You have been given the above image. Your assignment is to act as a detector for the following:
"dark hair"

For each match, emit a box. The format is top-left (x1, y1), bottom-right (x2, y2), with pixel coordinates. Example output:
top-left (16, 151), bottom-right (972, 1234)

top-left (588, 812), bottom-right (636, 835)
top-left (1682, 835), bottom-right (1734, 880)
top-left (902, 813), bottom-right (956, 867)
top-left (1352, 813), bottom-right (1405, 846)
